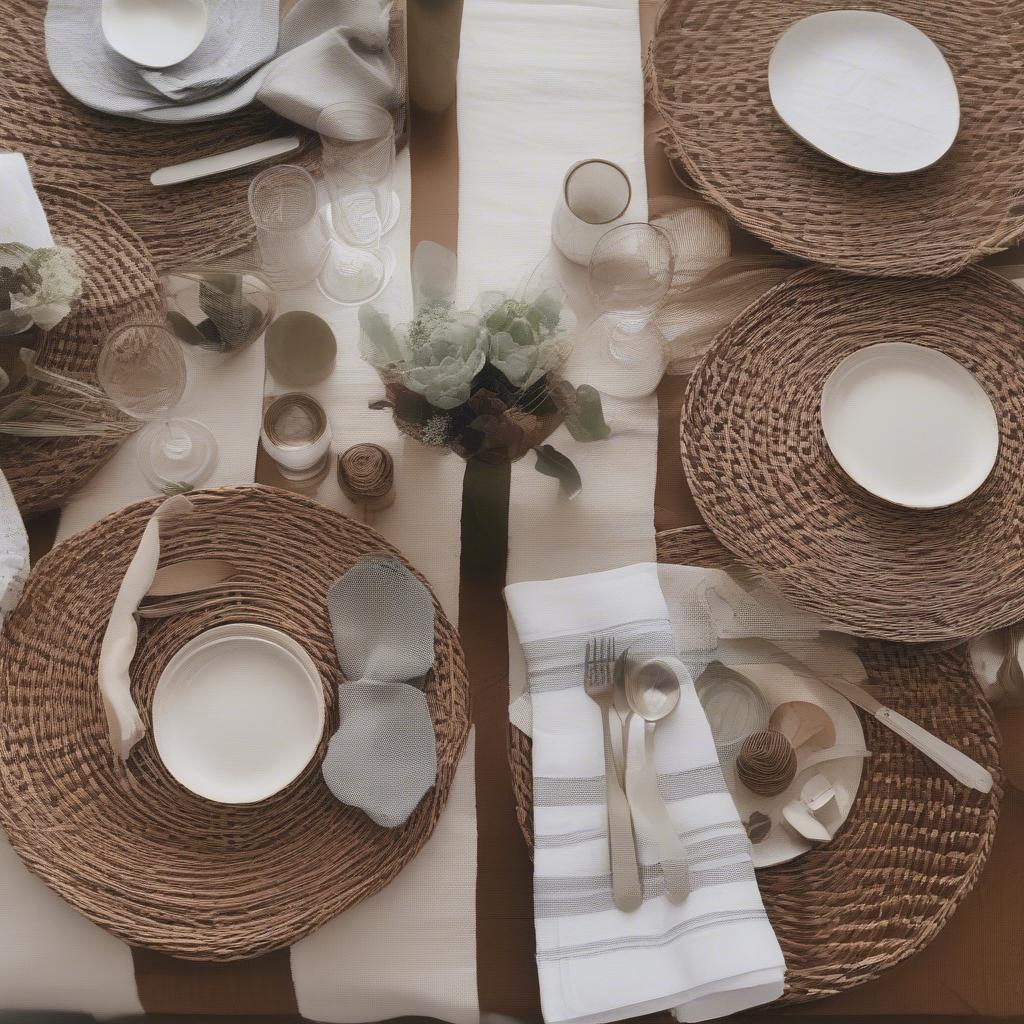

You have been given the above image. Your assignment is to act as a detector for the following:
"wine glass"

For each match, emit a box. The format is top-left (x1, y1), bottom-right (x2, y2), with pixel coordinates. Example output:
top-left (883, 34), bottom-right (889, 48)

top-left (583, 222), bottom-right (675, 398)
top-left (98, 323), bottom-right (218, 493)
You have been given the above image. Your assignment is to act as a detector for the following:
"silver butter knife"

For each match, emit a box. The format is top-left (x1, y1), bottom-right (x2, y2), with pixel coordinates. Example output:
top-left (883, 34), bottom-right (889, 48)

top-left (819, 674), bottom-right (993, 793)
top-left (150, 137), bottom-right (302, 187)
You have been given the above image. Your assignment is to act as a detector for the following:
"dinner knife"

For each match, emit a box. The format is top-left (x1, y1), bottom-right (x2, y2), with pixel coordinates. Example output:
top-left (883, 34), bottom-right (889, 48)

top-left (819, 675), bottom-right (994, 793)
top-left (150, 137), bottom-right (301, 187)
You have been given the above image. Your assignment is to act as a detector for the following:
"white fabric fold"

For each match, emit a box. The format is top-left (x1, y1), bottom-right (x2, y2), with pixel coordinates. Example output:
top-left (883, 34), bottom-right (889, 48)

top-left (97, 494), bottom-right (193, 760)
top-left (0, 469), bottom-right (30, 629)
top-left (505, 563), bottom-right (785, 1024)
top-left (0, 152), bottom-right (54, 249)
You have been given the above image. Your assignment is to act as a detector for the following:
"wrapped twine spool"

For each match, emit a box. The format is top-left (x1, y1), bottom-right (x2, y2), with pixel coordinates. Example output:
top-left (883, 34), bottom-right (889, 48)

top-left (737, 728), bottom-right (797, 797)
top-left (338, 443), bottom-right (396, 513)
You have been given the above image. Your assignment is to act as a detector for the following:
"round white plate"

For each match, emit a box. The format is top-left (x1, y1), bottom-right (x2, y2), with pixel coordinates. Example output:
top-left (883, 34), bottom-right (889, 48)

top-left (821, 342), bottom-right (999, 509)
top-left (699, 660), bottom-right (867, 868)
top-left (153, 623), bottom-right (325, 804)
top-left (768, 11), bottom-right (960, 175)
top-left (101, 0), bottom-right (209, 69)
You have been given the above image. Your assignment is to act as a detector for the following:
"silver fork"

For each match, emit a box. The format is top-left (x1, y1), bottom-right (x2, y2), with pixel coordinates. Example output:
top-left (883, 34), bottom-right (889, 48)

top-left (584, 636), bottom-right (643, 912)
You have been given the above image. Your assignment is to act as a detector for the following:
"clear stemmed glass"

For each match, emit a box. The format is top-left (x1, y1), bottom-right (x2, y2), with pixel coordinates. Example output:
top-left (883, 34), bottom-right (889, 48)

top-left (583, 222), bottom-right (675, 398)
top-left (98, 323), bottom-right (218, 493)
top-left (317, 101), bottom-right (398, 246)
top-left (315, 101), bottom-right (397, 305)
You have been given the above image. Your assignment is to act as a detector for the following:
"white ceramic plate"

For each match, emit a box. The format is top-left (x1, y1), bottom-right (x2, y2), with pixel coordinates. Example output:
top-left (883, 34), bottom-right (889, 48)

top-left (153, 623), bottom-right (325, 804)
top-left (821, 342), bottom-right (999, 509)
top-left (699, 660), bottom-right (867, 868)
top-left (101, 0), bottom-right (209, 69)
top-left (768, 11), bottom-right (960, 175)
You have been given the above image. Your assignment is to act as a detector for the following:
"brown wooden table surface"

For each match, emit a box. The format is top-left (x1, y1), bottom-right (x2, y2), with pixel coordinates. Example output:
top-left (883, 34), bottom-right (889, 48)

top-left (14, 0), bottom-right (1024, 1019)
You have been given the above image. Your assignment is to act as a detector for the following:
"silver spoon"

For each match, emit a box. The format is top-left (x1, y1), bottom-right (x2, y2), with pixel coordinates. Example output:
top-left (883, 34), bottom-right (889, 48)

top-left (623, 656), bottom-right (692, 902)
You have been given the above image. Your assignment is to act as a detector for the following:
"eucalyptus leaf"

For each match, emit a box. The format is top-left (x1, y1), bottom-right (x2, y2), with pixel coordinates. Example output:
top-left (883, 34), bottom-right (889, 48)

top-left (553, 381), bottom-right (611, 442)
top-left (358, 303), bottom-right (405, 366)
top-left (533, 444), bottom-right (582, 500)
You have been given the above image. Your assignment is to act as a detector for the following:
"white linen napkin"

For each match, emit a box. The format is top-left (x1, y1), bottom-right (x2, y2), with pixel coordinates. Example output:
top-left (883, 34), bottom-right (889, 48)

top-left (45, 0), bottom-right (400, 127)
top-left (505, 563), bottom-right (785, 1024)
top-left (0, 152), bottom-right (54, 249)
top-left (98, 494), bottom-right (193, 760)
top-left (0, 469), bottom-right (30, 629)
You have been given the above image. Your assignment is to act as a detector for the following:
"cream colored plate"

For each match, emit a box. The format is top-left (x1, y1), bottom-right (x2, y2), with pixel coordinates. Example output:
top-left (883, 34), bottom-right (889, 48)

top-left (101, 0), bottom-right (209, 69)
top-left (769, 11), bottom-right (960, 175)
top-left (153, 623), bottom-right (325, 805)
top-left (699, 660), bottom-right (867, 867)
top-left (821, 342), bottom-right (999, 509)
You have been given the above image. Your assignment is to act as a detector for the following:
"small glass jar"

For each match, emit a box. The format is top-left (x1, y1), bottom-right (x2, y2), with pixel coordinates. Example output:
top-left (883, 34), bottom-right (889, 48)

top-left (551, 158), bottom-right (633, 266)
top-left (260, 393), bottom-right (332, 482)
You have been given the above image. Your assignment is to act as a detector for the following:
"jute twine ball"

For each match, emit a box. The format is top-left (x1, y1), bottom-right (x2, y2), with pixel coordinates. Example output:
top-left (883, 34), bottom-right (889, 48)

top-left (737, 728), bottom-right (797, 797)
top-left (338, 443), bottom-right (395, 511)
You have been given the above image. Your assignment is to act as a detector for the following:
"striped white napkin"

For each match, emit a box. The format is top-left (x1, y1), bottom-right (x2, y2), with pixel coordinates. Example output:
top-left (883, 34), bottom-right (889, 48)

top-left (505, 563), bottom-right (785, 1024)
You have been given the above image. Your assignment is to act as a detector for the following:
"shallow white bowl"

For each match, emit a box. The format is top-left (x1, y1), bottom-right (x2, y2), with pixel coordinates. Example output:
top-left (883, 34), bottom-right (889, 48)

top-left (821, 342), bottom-right (999, 510)
top-left (153, 623), bottom-right (325, 805)
top-left (101, 0), bottom-right (209, 69)
top-left (768, 10), bottom-right (960, 175)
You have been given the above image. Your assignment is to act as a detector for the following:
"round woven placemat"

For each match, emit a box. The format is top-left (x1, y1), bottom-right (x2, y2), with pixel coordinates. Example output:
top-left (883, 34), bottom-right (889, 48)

top-left (0, 486), bottom-right (471, 960)
top-left (0, 185), bottom-right (162, 517)
top-left (649, 0), bottom-right (1024, 277)
top-left (681, 265), bottom-right (1024, 644)
top-left (0, 0), bottom-right (319, 270)
top-left (508, 524), bottom-right (1001, 1006)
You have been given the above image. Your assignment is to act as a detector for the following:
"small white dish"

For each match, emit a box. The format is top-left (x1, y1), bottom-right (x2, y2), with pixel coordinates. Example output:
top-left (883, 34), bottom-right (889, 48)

top-left (821, 342), bottom-right (999, 509)
top-left (101, 0), bottom-right (209, 69)
top-left (153, 623), bottom-right (325, 804)
top-left (768, 10), bottom-right (960, 175)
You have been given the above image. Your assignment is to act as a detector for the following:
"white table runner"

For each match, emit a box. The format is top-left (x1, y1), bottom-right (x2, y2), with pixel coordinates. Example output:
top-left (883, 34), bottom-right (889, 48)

top-left (456, 0), bottom-right (657, 735)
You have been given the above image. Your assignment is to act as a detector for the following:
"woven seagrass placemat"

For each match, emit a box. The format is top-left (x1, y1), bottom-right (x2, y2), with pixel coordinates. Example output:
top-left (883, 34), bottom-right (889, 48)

top-left (0, 0), bottom-right (319, 271)
top-left (0, 185), bottom-right (162, 517)
top-left (649, 0), bottom-right (1024, 277)
top-left (681, 265), bottom-right (1024, 644)
top-left (508, 523), bottom-right (1001, 1006)
top-left (0, 486), bottom-right (471, 961)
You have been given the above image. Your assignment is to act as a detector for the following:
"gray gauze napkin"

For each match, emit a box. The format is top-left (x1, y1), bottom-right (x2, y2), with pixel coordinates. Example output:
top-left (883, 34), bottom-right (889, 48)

top-left (45, 0), bottom-right (401, 127)
top-left (322, 554), bottom-right (438, 828)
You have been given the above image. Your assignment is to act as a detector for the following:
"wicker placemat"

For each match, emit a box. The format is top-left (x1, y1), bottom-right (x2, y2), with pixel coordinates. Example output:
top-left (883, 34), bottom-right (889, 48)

top-left (649, 0), bottom-right (1024, 277)
top-left (0, 0), bottom-right (319, 271)
top-left (681, 266), bottom-right (1024, 644)
top-left (0, 185), bottom-right (163, 517)
top-left (508, 524), bottom-right (1001, 1005)
top-left (0, 486), bottom-right (471, 960)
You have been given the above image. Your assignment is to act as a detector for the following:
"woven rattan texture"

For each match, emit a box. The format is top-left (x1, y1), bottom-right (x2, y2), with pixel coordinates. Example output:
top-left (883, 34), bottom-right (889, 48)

top-left (0, 0), bottom-right (319, 270)
top-left (681, 266), bottom-right (1024, 644)
top-left (0, 185), bottom-right (162, 517)
top-left (508, 524), bottom-right (1001, 1005)
top-left (0, 486), bottom-right (471, 960)
top-left (649, 0), bottom-right (1024, 277)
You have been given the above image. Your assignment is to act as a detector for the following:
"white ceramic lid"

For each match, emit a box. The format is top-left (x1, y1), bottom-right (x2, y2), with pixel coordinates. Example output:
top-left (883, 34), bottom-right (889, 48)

top-left (821, 342), bottom-right (999, 509)
top-left (153, 623), bottom-right (325, 805)
top-left (101, 0), bottom-right (209, 69)
top-left (768, 10), bottom-right (960, 175)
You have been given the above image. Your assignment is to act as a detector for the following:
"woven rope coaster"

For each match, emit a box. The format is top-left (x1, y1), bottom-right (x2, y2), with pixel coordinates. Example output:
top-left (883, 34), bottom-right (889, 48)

top-left (509, 524), bottom-right (1001, 1006)
top-left (0, 185), bottom-right (163, 517)
top-left (0, 486), bottom-right (470, 960)
top-left (0, 0), bottom-right (319, 271)
top-left (681, 266), bottom-right (1024, 644)
top-left (649, 0), bottom-right (1024, 277)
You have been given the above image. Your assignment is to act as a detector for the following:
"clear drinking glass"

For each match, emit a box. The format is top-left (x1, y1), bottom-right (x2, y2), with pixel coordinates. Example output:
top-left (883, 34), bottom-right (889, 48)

top-left (583, 222), bottom-right (675, 398)
top-left (98, 323), bottom-right (218, 493)
top-left (248, 165), bottom-right (330, 290)
top-left (551, 159), bottom-right (633, 265)
top-left (317, 101), bottom-right (397, 247)
top-left (162, 267), bottom-right (278, 355)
